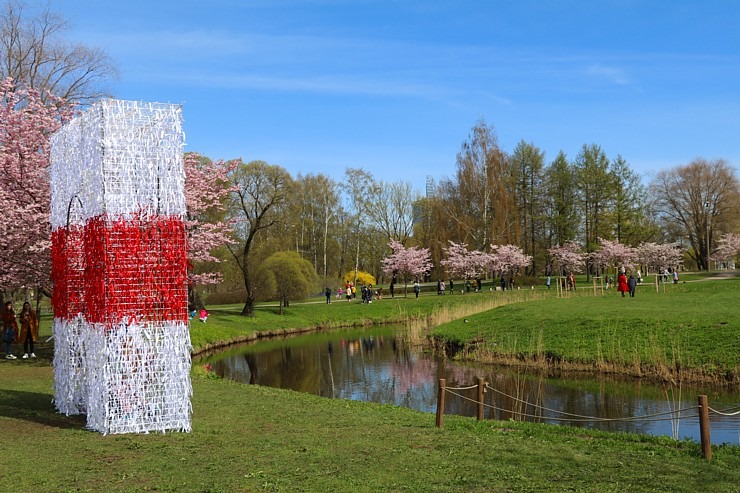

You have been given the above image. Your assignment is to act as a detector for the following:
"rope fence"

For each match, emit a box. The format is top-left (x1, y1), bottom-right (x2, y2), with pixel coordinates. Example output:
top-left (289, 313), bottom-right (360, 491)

top-left (435, 378), bottom-right (738, 461)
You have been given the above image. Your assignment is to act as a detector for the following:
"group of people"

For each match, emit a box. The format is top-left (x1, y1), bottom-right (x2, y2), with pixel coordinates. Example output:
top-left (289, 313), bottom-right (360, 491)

top-left (189, 307), bottom-right (208, 322)
top-left (343, 283), bottom-right (357, 301)
top-left (436, 279), bottom-right (447, 295)
top-left (556, 272), bottom-right (577, 291)
top-left (1, 300), bottom-right (39, 360)
top-left (616, 270), bottom-right (638, 298)
top-left (657, 268), bottom-right (679, 284)
top-left (338, 282), bottom-right (381, 303)
top-left (464, 278), bottom-right (484, 293)
top-left (500, 276), bottom-right (517, 291)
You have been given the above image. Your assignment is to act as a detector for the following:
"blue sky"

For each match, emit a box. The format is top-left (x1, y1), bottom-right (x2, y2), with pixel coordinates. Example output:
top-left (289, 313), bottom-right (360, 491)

top-left (57, 0), bottom-right (740, 192)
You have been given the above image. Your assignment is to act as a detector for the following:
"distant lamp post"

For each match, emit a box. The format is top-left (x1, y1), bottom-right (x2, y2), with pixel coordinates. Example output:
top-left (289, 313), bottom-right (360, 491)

top-left (705, 201), bottom-right (711, 272)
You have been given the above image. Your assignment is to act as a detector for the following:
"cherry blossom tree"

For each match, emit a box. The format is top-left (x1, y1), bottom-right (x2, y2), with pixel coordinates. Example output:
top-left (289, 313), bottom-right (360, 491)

top-left (489, 244), bottom-right (532, 277)
top-left (440, 241), bottom-right (491, 281)
top-left (713, 233), bottom-right (740, 264)
top-left (548, 241), bottom-right (586, 276)
top-left (0, 77), bottom-right (72, 295)
top-left (591, 238), bottom-right (636, 274)
top-left (0, 80), bottom-right (234, 301)
top-left (635, 242), bottom-right (683, 273)
top-left (381, 239), bottom-right (432, 296)
top-left (183, 153), bottom-right (235, 286)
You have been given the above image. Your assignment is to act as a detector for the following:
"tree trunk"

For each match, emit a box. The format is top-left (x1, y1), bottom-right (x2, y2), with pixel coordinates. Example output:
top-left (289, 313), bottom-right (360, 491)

top-left (239, 243), bottom-right (256, 316)
top-left (241, 296), bottom-right (255, 316)
top-left (241, 268), bottom-right (255, 316)
top-left (35, 287), bottom-right (43, 318)
top-left (188, 285), bottom-right (204, 310)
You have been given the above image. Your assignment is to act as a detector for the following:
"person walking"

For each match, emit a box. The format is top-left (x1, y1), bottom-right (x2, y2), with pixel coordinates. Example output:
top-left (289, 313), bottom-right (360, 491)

top-left (414, 280), bottom-right (421, 299)
top-left (2, 301), bottom-right (18, 359)
top-left (500, 276), bottom-right (506, 291)
top-left (546, 275), bottom-right (551, 289)
top-left (325, 287), bottom-right (332, 304)
top-left (617, 271), bottom-right (628, 298)
top-left (627, 274), bottom-right (637, 298)
top-left (18, 301), bottom-right (38, 359)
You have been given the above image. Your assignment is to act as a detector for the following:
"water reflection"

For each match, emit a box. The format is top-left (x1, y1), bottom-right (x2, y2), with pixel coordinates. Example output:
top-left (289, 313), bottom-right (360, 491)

top-left (200, 325), bottom-right (739, 445)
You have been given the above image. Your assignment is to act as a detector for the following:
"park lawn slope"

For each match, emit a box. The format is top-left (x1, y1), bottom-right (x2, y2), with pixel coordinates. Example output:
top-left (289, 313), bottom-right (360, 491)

top-left (188, 289), bottom-right (549, 354)
top-left (431, 278), bottom-right (740, 384)
top-left (0, 367), bottom-right (738, 493)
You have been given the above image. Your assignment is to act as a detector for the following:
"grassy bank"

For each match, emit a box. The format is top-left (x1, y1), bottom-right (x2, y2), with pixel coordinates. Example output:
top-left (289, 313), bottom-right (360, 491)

top-left (188, 289), bottom-right (550, 354)
top-left (431, 277), bottom-right (740, 384)
top-left (1, 367), bottom-right (738, 492)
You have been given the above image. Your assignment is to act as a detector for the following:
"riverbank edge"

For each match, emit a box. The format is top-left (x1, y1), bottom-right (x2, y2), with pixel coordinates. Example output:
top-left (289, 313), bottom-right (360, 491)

top-left (190, 318), bottom-right (398, 358)
top-left (427, 335), bottom-right (739, 387)
top-left (191, 311), bottom-right (738, 387)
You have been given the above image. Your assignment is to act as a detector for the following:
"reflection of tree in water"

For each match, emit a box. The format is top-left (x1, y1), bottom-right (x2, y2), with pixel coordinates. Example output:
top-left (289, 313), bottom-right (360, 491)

top-left (326, 336), bottom-right (441, 409)
top-left (206, 328), bottom-right (736, 442)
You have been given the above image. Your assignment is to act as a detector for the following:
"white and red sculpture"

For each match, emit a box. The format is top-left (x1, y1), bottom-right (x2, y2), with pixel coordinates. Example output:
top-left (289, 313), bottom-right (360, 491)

top-left (50, 100), bottom-right (192, 434)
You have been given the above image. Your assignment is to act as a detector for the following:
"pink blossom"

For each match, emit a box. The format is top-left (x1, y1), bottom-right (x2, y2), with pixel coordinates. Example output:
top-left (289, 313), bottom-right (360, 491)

top-left (382, 240), bottom-right (432, 294)
top-left (0, 78), bottom-right (72, 291)
top-left (440, 241), bottom-right (491, 279)
top-left (0, 80), bottom-right (234, 292)
top-left (489, 244), bottom-right (532, 276)
top-left (591, 238), bottom-right (636, 272)
top-left (635, 242), bottom-right (683, 271)
top-left (183, 154), bottom-right (236, 285)
top-left (548, 242), bottom-right (586, 274)
top-left (711, 233), bottom-right (740, 262)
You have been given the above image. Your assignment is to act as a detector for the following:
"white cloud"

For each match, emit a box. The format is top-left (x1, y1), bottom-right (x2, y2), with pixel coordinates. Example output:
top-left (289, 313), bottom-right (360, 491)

top-left (585, 64), bottom-right (631, 85)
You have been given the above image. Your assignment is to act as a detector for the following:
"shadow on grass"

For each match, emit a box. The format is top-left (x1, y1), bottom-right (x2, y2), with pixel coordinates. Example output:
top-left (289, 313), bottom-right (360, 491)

top-left (0, 388), bottom-right (86, 430)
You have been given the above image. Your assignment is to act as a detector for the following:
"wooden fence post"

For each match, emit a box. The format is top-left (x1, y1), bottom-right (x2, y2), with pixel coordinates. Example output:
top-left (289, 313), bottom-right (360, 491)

top-left (477, 377), bottom-right (485, 420)
top-left (698, 395), bottom-right (712, 461)
top-left (436, 378), bottom-right (446, 428)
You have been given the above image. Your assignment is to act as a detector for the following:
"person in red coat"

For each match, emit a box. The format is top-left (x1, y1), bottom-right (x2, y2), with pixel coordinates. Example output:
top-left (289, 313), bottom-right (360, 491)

top-left (2, 301), bottom-right (19, 359)
top-left (617, 271), bottom-right (628, 297)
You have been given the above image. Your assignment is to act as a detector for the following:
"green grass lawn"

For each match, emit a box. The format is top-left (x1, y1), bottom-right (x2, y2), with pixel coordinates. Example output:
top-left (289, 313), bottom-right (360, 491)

top-left (1, 367), bottom-right (738, 493)
top-left (1, 273), bottom-right (737, 492)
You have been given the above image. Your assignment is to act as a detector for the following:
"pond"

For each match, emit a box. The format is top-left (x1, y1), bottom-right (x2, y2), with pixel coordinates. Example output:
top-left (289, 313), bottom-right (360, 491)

top-left (196, 324), bottom-right (739, 445)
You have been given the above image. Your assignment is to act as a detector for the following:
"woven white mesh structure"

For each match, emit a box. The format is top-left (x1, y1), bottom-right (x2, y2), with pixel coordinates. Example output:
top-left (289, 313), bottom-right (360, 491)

top-left (52, 320), bottom-right (193, 434)
top-left (50, 99), bottom-right (192, 434)
top-left (84, 321), bottom-right (192, 434)
top-left (50, 99), bottom-right (186, 228)
top-left (51, 317), bottom-right (88, 415)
